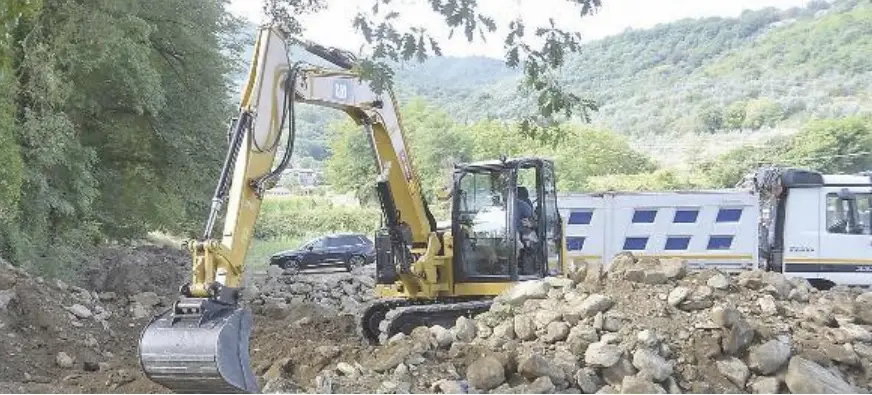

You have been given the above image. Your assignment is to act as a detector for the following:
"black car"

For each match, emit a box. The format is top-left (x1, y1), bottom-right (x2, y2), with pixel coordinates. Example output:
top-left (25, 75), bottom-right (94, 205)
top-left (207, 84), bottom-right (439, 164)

top-left (269, 233), bottom-right (375, 272)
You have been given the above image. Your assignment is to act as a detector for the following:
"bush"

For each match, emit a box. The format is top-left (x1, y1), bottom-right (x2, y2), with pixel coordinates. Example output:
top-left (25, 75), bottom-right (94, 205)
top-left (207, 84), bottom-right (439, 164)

top-left (254, 195), bottom-right (382, 240)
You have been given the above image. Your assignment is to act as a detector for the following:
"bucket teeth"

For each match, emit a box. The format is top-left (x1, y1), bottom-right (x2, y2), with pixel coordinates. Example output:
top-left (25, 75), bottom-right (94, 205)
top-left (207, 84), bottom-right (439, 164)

top-left (138, 298), bottom-right (259, 394)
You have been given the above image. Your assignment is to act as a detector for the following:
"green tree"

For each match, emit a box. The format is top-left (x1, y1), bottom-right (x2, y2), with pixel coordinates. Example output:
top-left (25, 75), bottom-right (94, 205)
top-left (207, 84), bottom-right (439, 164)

top-left (779, 116), bottom-right (872, 173)
top-left (723, 101), bottom-right (747, 130)
top-left (697, 106), bottom-right (724, 133)
top-left (1, 0), bottom-right (243, 274)
top-left (551, 126), bottom-right (658, 191)
top-left (743, 98), bottom-right (784, 130)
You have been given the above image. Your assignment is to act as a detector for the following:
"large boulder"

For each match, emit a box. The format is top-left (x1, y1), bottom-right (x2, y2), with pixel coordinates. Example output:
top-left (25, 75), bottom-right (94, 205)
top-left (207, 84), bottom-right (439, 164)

top-left (748, 339), bottom-right (791, 375)
top-left (466, 356), bottom-right (505, 391)
top-left (784, 357), bottom-right (855, 394)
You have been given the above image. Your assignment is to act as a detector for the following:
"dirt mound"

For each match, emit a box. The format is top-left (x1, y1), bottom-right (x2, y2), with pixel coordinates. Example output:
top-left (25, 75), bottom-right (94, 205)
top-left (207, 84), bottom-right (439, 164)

top-left (80, 245), bottom-right (190, 298)
top-left (0, 256), bottom-right (167, 393)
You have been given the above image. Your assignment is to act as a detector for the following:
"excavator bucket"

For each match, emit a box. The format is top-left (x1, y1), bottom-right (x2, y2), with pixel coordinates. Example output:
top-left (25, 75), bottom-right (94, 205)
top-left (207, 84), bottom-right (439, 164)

top-left (139, 298), bottom-right (259, 393)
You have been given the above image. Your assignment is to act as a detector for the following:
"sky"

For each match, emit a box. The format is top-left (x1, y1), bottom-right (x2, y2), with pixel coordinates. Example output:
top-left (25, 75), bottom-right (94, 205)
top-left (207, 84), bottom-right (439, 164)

top-left (229, 0), bottom-right (813, 58)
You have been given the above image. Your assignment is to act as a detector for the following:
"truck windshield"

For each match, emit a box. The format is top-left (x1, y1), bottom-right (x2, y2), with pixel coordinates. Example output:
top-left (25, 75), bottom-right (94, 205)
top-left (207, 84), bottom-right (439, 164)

top-left (826, 193), bottom-right (872, 235)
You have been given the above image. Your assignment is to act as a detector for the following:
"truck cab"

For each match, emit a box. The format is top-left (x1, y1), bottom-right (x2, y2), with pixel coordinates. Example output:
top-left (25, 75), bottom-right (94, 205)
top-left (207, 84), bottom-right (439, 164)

top-left (774, 170), bottom-right (872, 287)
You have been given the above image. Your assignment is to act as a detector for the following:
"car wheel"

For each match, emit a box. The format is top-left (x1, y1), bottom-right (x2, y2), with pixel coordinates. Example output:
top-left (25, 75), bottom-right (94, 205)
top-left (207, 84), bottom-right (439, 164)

top-left (280, 258), bottom-right (301, 273)
top-left (346, 255), bottom-right (365, 272)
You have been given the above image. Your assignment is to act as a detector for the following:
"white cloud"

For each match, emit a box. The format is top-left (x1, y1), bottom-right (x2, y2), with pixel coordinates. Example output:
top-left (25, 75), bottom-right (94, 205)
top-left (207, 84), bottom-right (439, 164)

top-left (229, 0), bottom-right (811, 58)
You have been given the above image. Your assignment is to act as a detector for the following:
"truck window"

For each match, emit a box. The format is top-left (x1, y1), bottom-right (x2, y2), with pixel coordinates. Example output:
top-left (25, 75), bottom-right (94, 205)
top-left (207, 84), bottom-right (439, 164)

top-left (826, 193), bottom-right (871, 235)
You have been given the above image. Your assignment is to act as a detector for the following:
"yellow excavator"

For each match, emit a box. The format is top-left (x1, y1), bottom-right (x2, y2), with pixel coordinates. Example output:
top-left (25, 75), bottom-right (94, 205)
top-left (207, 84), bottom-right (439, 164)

top-left (138, 24), bottom-right (569, 393)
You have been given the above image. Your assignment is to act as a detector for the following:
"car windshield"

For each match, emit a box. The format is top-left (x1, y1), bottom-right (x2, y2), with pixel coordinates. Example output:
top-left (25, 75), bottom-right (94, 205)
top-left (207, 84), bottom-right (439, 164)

top-left (299, 237), bottom-right (320, 249)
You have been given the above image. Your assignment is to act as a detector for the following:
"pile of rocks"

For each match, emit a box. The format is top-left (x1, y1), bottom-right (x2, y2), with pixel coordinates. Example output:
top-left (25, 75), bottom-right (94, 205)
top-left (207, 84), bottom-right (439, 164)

top-left (330, 253), bottom-right (872, 394)
top-left (247, 265), bottom-right (377, 316)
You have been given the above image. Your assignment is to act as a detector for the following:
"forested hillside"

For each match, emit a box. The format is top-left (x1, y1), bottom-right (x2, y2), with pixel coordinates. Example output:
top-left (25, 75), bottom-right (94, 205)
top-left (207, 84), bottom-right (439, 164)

top-left (0, 0), bottom-right (244, 274)
top-left (394, 0), bottom-right (871, 135)
top-left (269, 0), bottom-right (872, 169)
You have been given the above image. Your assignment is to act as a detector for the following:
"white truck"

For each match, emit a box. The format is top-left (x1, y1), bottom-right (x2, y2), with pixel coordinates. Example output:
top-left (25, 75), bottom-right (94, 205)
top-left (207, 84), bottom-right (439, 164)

top-left (556, 167), bottom-right (872, 288)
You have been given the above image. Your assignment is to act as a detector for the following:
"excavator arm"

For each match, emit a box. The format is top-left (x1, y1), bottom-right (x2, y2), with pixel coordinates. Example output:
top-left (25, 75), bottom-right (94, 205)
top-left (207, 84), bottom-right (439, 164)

top-left (138, 24), bottom-right (436, 393)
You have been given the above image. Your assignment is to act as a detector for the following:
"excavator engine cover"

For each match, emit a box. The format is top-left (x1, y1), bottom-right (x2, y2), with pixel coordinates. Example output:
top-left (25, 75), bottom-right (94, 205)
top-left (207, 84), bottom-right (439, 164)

top-left (139, 297), bottom-right (258, 393)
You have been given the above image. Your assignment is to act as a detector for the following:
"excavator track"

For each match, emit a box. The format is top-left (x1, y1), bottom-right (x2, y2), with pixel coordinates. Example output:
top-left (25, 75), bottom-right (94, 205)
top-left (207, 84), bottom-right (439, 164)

top-left (358, 297), bottom-right (493, 345)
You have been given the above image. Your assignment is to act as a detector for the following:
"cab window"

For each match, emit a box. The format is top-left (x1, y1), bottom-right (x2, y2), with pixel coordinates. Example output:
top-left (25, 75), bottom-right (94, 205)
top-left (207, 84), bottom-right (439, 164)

top-left (826, 192), bottom-right (871, 235)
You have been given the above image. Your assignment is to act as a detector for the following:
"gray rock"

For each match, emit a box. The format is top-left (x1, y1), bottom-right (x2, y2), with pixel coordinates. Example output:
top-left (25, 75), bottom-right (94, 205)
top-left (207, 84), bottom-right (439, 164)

top-left (311, 346), bottom-right (336, 361)
top-left (130, 302), bottom-right (150, 319)
top-left (601, 356), bottom-right (637, 386)
top-left (377, 380), bottom-right (398, 394)
top-left (0, 289), bottom-right (15, 311)
top-left (547, 277), bottom-right (574, 288)
top-left (623, 268), bottom-right (646, 283)
top-left (576, 367), bottom-right (603, 394)
top-left (336, 362), bottom-right (359, 377)
top-left (56, 352), bottom-right (74, 369)
top-left (501, 280), bottom-right (550, 306)
top-left (514, 315), bottom-right (536, 341)
top-left (667, 287), bottom-right (690, 307)
top-left (785, 356), bottom-right (856, 393)
top-left (839, 323), bottom-right (872, 343)
top-left (820, 342), bottom-right (859, 366)
top-left (492, 320), bottom-right (516, 340)
top-left (432, 379), bottom-right (467, 394)
top-left (97, 292), bottom-right (117, 302)
top-left (679, 286), bottom-right (713, 311)
top-left (372, 343), bottom-right (411, 372)
top-left (757, 295), bottom-right (778, 316)
top-left (636, 330), bottom-right (659, 349)
top-left (803, 305), bottom-right (836, 326)
top-left (571, 294), bottom-right (614, 318)
top-left (529, 376), bottom-right (556, 394)
top-left (476, 321), bottom-right (492, 339)
top-left (706, 274), bottom-right (730, 290)
top-left (632, 349), bottom-right (672, 382)
top-left (642, 270), bottom-right (668, 285)
top-left (711, 305), bottom-right (741, 328)
top-left (761, 272), bottom-right (792, 299)
top-left (453, 316), bottom-right (477, 343)
top-left (585, 342), bottom-right (623, 368)
top-left (315, 374), bottom-right (337, 394)
top-left (788, 287), bottom-right (810, 303)
top-left (466, 356), bottom-right (505, 390)
top-left (620, 375), bottom-right (665, 394)
top-left (722, 318), bottom-right (755, 355)
top-left (519, 354), bottom-right (560, 383)
top-left (431, 325), bottom-right (456, 349)
top-left (716, 357), bottom-right (749, 388)
top-left (749, 339), bottom-right (791, 375)
top-left (542, 322), bottom-right (571, 343)
top-left (659, 259), bottom-right (687, 280)
top-left (749, 377), bottom-right (781, 394)
top-left (603, 314), bottom-right (625, 332)
top-left (535, 310), bottom-right (563, 330)
top-left (567, 326), bottom-right (599, 356)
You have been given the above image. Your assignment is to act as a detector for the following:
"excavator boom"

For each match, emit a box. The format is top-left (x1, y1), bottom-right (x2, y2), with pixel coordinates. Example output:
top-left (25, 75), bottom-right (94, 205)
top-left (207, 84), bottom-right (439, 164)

top-left (138, 24), bottom-right (437, 393)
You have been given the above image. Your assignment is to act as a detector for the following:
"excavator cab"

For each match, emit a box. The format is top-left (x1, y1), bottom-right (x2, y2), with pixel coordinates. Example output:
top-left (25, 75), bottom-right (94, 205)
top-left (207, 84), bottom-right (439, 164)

top-left (452, 157), bottom-right (564, 283)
